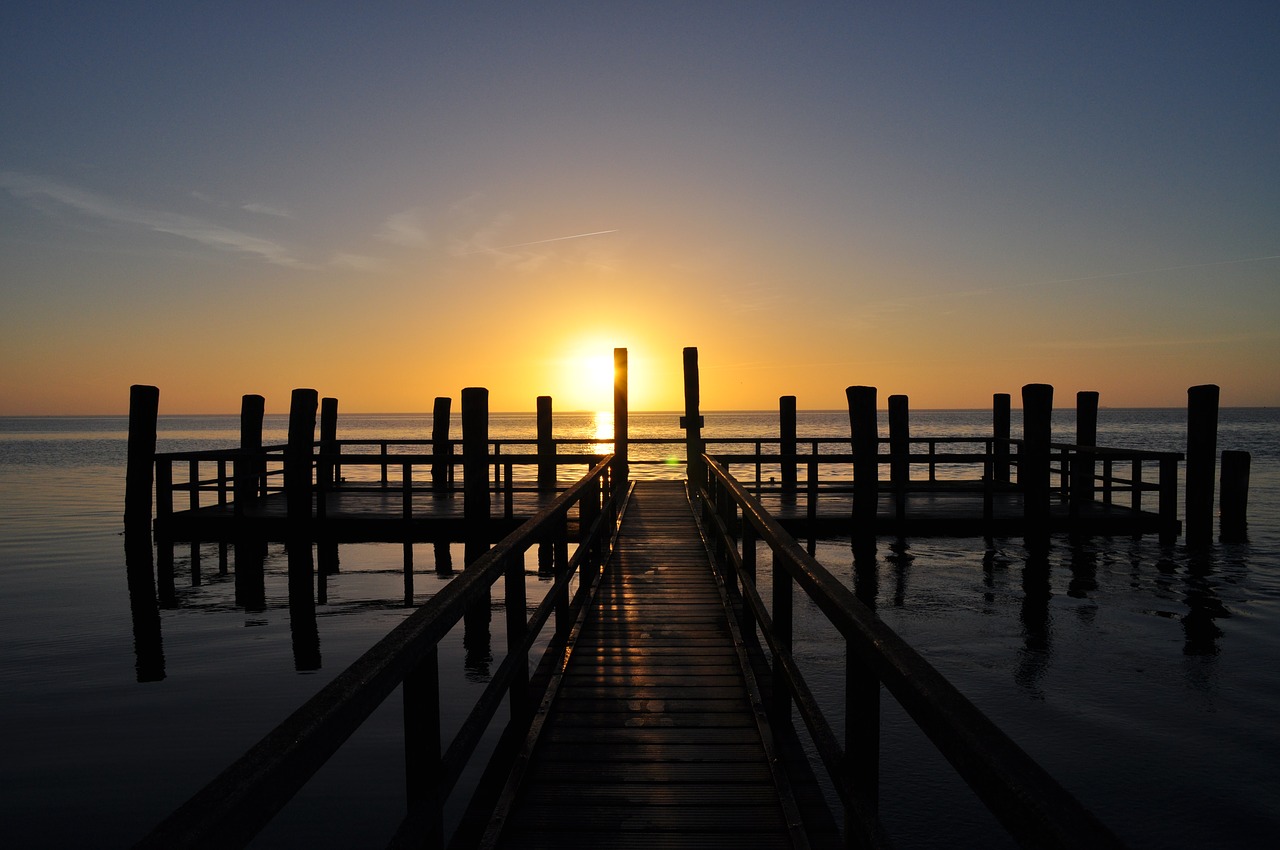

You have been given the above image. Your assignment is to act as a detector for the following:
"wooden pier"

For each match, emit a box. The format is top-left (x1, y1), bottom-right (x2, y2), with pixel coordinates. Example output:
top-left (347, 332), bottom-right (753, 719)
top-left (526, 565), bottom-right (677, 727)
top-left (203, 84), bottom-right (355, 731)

top-left (127, 346), bottom-right (1251, 848)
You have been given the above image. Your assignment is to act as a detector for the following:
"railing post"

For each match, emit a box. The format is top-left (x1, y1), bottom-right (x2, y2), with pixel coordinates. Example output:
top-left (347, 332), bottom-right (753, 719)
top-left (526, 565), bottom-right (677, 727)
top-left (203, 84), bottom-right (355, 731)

top-left (741, 519), bottom-right (757, 637)
top-left (992, 392), bottom-right (1011, 484)
top-left (1021, 384), bottom-right (1053, 539)
top-left (403, 645), bottom-right (443, 847)
top-left (682, 347), bottom-right (705, 486)
top-left (847, 637), bottom-right (880, 815)
top-left (505, 550), bottom-right (530, 723)
top-left (431, 396), bottom-right (451, 492)
top-left (779, 395), bottom-right (797, 503)
top-left (771, 551), bottom-right (793, 724)
top-left (888, 394), bottom-right (909, 522)
top-left (1220, 450), bottom-right (1250, 543)
top-left (380, 442), bottom-right (389, 488)
top-left (1159, 456), bottom-right (1179, 544)
top-left (1131, 459), bottom-right (1143, 513)
top-left (613, 348), bottom-right (629, 484)
top-left (189, 459), bottom-right (199, 511)
top-left (537, 395), bottom-right (555, 491)
top-left (846, 386), bottom-right (878, 539)
top-left (125, 384), bottom-right (160, 531)
top-left (1186, 384), bottom-right (1219, 549)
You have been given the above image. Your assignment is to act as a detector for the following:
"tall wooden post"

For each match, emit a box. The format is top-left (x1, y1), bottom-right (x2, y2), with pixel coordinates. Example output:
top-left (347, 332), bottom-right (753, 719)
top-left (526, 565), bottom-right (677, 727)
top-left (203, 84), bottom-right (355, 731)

top-left (319, 396), bottom-right (338, 491)
top-left (613, 348), bottom-right (629, 483)
top-left (682, 347), bottom-right (705, 488)
top-left (1220, 450), bottom-right (1250, 543)
top-left (431, 396), bottom-right (451, 492)
top-left (285, 389), bottom-right (318, 526)
top-left (779, 395), bottom-right (797, 502)
top-left (1021, 384), bottom-right (1053, 537)
top-left (462, 388), bottom-right (490, 563)
top-left (1073, 391), bottom-right (1099, 506)
top-left (1186, 384), bottom-right (1219, 548)
top-left (238, 394), bottom-right (265, 509)
top-left (537, 395), bottom-right (555, 491)
top-left (888, 394), bottom-right (909, 521)
top-left (993, 393), bottom-right (1011, 484)
top-left (846, 386), bottom-right (878, 536)
top-left (125, 384), bottom-right (160, 530)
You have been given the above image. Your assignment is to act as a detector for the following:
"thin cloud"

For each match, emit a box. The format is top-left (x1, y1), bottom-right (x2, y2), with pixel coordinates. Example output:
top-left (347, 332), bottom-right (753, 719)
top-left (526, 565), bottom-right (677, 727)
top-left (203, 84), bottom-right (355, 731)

top-left (241, 202), bottom-right (293, 219)
top-left (0, 172), bottom-right (304, 267)
top-left (378, 209), bottom-right (431, 246)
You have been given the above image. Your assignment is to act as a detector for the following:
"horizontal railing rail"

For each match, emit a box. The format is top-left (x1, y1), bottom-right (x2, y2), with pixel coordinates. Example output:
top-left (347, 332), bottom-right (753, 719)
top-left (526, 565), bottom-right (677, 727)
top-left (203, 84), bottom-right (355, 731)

top-left (692, 455), bottom-right (1124, 849)
top-left (137, 456), bottom-right (624, 849)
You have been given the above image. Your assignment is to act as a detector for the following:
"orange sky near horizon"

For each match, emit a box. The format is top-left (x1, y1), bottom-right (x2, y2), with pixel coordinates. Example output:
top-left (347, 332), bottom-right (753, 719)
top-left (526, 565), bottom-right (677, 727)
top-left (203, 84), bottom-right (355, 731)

top-left (2, 6), bottom-right (1277, 416)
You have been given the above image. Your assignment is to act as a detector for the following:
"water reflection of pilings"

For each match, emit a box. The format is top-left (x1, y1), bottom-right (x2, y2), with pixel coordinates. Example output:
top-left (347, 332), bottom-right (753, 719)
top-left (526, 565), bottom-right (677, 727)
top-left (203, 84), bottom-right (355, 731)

top-left (1181, 548), bottom-right (1229, 659)
top-left (287, 538), bottom-right (321, 672)
top-left (1016, 543), bottom-right (1053, 699)
top-left (124, 529), bottom-right (165, 683)
top-left (851, 536), bottom-right (879, 611)
top-left (886, 538), bottom-right (913, 608)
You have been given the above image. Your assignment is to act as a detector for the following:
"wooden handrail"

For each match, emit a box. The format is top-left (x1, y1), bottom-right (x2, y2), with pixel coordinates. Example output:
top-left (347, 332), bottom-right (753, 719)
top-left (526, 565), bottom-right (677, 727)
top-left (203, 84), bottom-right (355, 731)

top-left (695, 455), bottom-right (1124, 849)
top-left (137, 457), bottom-right (622, 849)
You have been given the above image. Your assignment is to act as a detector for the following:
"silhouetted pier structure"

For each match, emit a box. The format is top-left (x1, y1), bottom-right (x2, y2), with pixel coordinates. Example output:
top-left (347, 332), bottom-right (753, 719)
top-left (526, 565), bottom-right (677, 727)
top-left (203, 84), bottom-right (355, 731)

top-left (126, 347), bottom-right (1249, 848)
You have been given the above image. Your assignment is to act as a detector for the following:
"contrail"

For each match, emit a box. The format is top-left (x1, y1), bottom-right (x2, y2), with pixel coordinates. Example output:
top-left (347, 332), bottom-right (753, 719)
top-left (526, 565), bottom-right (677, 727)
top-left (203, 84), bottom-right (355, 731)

top-left (473, 229), bottom-right (619, 253)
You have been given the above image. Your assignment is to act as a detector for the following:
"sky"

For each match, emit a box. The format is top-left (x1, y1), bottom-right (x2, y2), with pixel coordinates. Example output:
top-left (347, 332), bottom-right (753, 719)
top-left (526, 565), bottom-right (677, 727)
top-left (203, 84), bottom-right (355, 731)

top-left (2, 2), bottom-right (1277, 414)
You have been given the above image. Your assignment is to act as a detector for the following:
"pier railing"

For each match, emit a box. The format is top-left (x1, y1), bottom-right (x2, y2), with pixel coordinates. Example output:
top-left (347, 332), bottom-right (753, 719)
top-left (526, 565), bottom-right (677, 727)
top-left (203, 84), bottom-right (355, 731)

top-left (137, 456), bottom-right (624, 849)
top-left (692, 454), bottom-right (1124, 848)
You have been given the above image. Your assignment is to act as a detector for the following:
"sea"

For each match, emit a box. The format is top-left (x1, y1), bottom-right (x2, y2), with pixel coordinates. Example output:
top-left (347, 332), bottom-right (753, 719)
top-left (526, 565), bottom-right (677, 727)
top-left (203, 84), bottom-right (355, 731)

top-left (1, 409), bottom-right (1276, 848)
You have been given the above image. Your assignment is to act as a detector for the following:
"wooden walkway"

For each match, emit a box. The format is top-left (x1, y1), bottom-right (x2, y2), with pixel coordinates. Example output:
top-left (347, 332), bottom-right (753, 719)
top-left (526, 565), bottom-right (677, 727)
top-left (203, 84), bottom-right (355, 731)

top-left (486, 481), bottom-right (825, 850)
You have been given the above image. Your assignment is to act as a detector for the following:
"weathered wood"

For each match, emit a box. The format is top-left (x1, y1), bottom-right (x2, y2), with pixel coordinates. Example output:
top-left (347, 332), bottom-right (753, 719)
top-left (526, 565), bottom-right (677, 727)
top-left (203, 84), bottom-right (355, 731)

top-left (1074, 391), bottom-right (1098, 505)
top-left (236, 394), bottom-right (265, 513)
top-left (681, 347), bottom-right (704, 486)
top-left (462, 388), bottom-right (490, 564)
top-left (1220, 449), bottom-right (1250, 543)
top-left (888, 394), bottom-right (908, 521)
top-left (490, 482), bottom-right (811, 849)
top-left (1021, 384), bottom-right (1053, 538)
top-left (1186, 384), bottom-right (1219, 548)
top-left (284, 389), bottom-right (317, 526)
top-left (319, 396), bottom-right (338, 491)
top-left (125, 384), bottom-right (160, 529)
top-left (779, 395), bottom-right (797, 500)
top-left (431, 396), bottom-right (451, 492)
top-left (846, 385), bottom-right (878, 536)
top-left (614, 347), bottom-right (629, 482)
top-left (992, 393), bottom-right (1011, 484)
top-left (536, 395), bottom-right (554, 491)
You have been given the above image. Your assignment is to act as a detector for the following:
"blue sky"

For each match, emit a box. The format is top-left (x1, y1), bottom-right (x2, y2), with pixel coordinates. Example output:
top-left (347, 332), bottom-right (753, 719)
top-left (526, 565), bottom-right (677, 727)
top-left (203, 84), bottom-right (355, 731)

top-left (2, 2), bottom-right (1277, 412)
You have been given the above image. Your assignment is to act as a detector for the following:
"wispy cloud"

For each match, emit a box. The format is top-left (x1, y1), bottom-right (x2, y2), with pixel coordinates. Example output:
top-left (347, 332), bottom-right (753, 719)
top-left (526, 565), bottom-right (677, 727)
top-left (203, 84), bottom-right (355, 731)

top-left (329, 252), bottom-right (388, 272)
top-left (241, 202), bottom-right (293, 219)
top-left (378, 208), bottom-right (431, 247)
top-left (1, 172), bottom-right (304, 267)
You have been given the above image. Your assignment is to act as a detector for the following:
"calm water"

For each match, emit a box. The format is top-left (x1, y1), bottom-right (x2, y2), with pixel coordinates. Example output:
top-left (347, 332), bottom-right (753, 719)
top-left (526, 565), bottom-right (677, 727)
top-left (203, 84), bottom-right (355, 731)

top-left (0, 409), bottom-right (1277, 847)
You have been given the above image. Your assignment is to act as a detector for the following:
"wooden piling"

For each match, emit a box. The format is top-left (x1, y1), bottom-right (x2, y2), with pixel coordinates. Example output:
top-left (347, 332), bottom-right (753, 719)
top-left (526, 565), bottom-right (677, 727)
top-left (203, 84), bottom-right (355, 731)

top-left (682, 347), bottom-right (705, 487)
top-left (319, 397), bottom-right (338, 490)
top-left (125, 384), bottom-right (160, 530)
top-left (1185, 385), bottom-right (1219, 548)
top-left (992, 393), bottom-right (1011, 484)
top-left (431, 396), bottom-right (451, 492)
top-left (613, 348), bottom-right (628, 482)
top-left (846, 386), bottom-right (878, 535)
top-left (1220, 450), bottom-right (1250, 543)
top-left (1021, 384), bottom-right (1053, 537)
top-left (888, 394), bottom-right (909, 520)
top-left (237, 394), bottom-right (265, 511)
top-left (1073, 391), bottom-right (1099, 507)
top-left (462, 387), bottom-right (490, 565)
top-left (779, 395), bottom-right (797, 501)
top-left (537, 395), bottom-right (555, 491)
top-left (285, 389), bottom-right (318, 526)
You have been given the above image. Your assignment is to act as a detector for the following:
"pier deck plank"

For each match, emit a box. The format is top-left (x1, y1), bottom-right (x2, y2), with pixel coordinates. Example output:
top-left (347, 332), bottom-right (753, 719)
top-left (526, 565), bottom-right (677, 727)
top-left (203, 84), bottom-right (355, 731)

top-left (491, 481), bottom-right (811, 849)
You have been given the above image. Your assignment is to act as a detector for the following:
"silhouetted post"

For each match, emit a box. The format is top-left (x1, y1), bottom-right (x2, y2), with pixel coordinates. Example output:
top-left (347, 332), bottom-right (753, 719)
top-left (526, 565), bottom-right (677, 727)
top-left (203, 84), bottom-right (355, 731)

top-left (125, 384), bottom-right (160, 530)
top-left (846, 386), bottom-right (878, 537)
top-left (992, 393), bottom-right (1011, 484)
top-left (613, 348), bottom-right (628, 483)
top-left (285, 389), bottom-right (318, 527)
top-left (888, 394), bottom-right (909, 521)
top-left (236, 394), bottom-right (265, 513)
top-left (431, 396), bottom-right (451, 492)
top-left (319, 396), bottom-right (338, 491)
top-left (536, 395), bottom-right (555, 491)
top-left (1073, 391), bottom-right (1099, 509)
top-left (1022, 384), bottom-right (1053, 538)
top-left (462, 388), bottom-right (490, 564)
top-left (779, 396), bottom-right (797, 502)
top-left (1186, 384), bottom-right (1219, 548)
top-left (682, 347), bottom-right (705, 489)
top-left (1220, 450), bottom-right (1250, 543)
